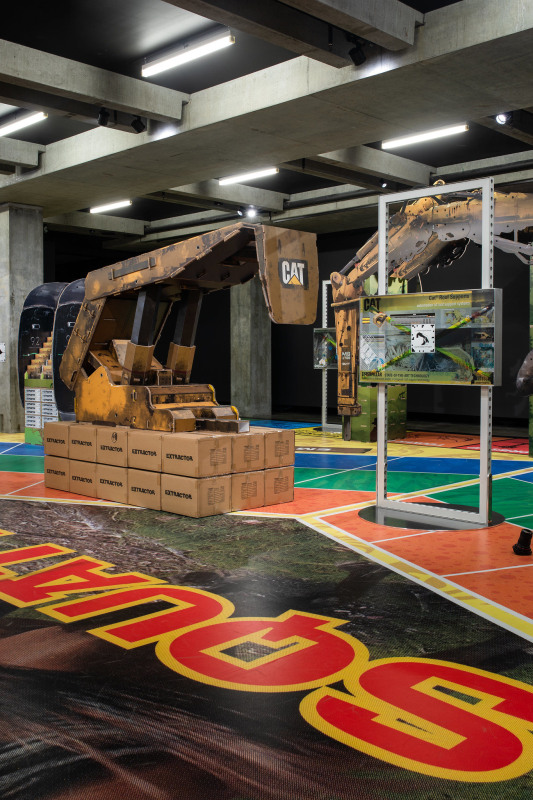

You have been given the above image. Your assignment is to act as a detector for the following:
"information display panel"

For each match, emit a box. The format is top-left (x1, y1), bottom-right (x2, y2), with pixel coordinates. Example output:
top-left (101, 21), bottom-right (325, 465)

top-left (359, 289), bottom-right (502, 386)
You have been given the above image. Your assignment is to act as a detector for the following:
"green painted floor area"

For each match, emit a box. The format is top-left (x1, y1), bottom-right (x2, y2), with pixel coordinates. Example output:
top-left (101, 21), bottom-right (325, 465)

top-left (427, 476), bottom-right (533, 520)
top-left (294, 467), bottom-right (465, 493)
top-left (0, 454), bottom-right (44, 474)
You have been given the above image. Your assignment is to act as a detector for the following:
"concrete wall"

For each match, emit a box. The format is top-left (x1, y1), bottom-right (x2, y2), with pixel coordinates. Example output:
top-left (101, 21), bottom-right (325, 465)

top-left (0, 204), bottom-right (43, 432)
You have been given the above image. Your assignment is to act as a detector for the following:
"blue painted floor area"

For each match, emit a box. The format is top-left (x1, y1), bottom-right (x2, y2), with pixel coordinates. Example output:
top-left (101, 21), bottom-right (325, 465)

top-left (0, 442), bottom-right (45, 456)
top-left (295, 451), bottom-right (533, 476)
top-left (248, 420), bottom-right (317, 429)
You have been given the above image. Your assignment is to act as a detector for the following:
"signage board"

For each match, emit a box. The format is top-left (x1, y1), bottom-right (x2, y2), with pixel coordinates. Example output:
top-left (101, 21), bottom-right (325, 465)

top-left (359, 289), bottom-right (502, 386)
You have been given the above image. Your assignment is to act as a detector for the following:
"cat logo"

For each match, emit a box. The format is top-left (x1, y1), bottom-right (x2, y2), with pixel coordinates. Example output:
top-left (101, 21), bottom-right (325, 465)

top-left (278, 258), bottom-right (309, 289)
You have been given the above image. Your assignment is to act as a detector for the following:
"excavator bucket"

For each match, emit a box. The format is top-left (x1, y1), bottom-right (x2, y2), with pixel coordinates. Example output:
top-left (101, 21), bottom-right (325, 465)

top-left (57, 222), bottom-right (318, 433)
top-left (256, 226), bottom-right (319, 324)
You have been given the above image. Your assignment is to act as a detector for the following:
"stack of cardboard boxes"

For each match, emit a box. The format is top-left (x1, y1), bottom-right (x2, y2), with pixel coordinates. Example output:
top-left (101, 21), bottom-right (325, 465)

top-left (43, 422), bottom-right (295, 516)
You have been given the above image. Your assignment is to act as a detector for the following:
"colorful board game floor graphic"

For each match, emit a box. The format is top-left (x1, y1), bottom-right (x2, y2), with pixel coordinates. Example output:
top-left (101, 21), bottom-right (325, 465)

top-left (1, 427), bottom-right (533, 798)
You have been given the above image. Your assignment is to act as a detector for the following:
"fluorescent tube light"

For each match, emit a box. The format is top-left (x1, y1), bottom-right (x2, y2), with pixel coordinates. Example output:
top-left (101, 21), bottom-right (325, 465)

top-left (0, 111), bottom-right (48, 137)
top-left (219, 167), bottom-right (279, 186)
top-left (142, 30), bottom-right (234, 77)
top-left (382, 124), bottom-right (468, 149)
top-left (90, 200), bottom-right (132, 214)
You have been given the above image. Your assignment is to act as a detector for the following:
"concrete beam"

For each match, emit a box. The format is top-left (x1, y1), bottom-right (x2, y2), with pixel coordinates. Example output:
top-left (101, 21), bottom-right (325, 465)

top-left (0, 138), bottom-right (44, 169)
top-left (314, 145), bottom-right (433, 187)
top-left (147, 209), bottom-right (237, 231)
top-left (0, 39), bottom-right (188, 123)
top-left (44, 212), bottom-right (147, 236)
top-left (163, 180), bottom-right (289, 212)
top-left (435, 148), bottom-right (533, 180)
top-left (281, 0), bottom-right (423, 50)
top-left (161, 0), bottom-right (353, 66)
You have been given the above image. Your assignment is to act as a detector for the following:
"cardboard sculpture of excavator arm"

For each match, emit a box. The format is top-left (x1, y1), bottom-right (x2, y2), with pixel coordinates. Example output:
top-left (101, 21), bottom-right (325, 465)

top-left (60, 222), bottom-right (318, 432)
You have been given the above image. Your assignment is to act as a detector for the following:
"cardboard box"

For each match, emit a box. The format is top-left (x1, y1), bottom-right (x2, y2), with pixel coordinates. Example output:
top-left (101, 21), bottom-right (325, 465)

top-left (128, 430), bottom-right (163, 472)
top-left (96, 464), bottom-right (128, 503)
top-left (162, 431), bottom-right (232, 477)
top-left (252, 427), bottom-right (295, 468)
top-left (231, 470), bottom-right (264, 511)
top-left (69, 423), bottom-right (97, 462)
top-left (69, 459), bottom-right (97, 497)
top-left (43, 421), bottom-right (71, 457)
top-left (97, 426), bottom-right (129, 467)
top-left (43, 455), bottom-right (70, 491)
top-left (264, 467), bottom-right (294, 506)
top-left (231, 430), bottom-right (265, 473)
top-left (161, 473), bottom-right (231, 517)
top-left (128, 468), bottom-right (161, 510)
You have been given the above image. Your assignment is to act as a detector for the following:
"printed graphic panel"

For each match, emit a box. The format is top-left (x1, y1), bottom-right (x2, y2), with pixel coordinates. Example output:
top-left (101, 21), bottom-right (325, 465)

top-left (359, 289), bottom-right (502, 386)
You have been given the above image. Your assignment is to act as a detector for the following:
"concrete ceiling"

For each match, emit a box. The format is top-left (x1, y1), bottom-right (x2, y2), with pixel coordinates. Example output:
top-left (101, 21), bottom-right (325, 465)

top-left (1, 0), bottom-right (533, 252)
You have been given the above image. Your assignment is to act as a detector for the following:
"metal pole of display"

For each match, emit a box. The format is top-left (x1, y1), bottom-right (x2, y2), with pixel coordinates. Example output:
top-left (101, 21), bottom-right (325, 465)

top-left (479, 178), bottom-right (495, 526)
top-left (375, 178), bottom-right (496, 529)
top-left (530, 257), bottom-right (533, 458)
top-left (320, 280), bottom-right (341, 434)
top-left (376, 196), bottom-right (389, 509)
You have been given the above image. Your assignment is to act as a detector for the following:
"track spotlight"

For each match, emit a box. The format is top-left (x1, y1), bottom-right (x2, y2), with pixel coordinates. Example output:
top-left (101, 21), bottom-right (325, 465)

top-left (381, 181), bottom-right (388, 188)
top-left (496, 113), bottom-right (511, 125)
top-left (97, 107), bottom-right (110, 127)
top-left (349, 42), bottom-right (366, 67)
top-left (131, 116), bottom-right (146, 134)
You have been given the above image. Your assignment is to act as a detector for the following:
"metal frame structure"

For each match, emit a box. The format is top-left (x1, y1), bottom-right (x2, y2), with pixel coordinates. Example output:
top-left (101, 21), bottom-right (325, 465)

top-left (376, 178), bottom-right (495, 529)
top-left (320, 280), bottom-right (342, 433)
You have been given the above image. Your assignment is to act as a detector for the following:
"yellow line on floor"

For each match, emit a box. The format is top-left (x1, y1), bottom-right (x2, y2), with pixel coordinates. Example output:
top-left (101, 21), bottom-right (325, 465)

top-left (304, 515), bottom-right (533, 642)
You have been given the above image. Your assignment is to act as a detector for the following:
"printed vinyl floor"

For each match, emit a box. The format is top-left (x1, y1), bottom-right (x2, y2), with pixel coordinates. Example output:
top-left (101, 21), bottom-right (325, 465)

top-left (1, 425), bottom-right (533, 799)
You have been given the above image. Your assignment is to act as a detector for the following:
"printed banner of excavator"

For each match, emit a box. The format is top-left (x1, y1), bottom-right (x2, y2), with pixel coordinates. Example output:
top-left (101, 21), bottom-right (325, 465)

top-left (331, 187), bottom-right (533, 418)
top-left (59, 223), bottom-right (319, 433)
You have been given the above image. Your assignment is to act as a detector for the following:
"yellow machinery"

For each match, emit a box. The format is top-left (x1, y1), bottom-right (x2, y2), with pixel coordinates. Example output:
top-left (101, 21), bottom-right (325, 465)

top-left (60, 223), bottom-right (318, 432)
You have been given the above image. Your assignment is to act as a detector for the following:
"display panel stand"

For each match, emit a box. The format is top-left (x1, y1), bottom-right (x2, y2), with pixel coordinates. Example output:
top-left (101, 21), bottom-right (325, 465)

top-left (376, 178), bottom-right (495, 530)
top-left (530, 256), bottom-right (533, 459)
top-left (319, 280), bottom-right (341, 433)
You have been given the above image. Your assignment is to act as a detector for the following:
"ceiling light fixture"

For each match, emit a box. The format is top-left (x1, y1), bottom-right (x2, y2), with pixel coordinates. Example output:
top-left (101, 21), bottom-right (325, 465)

top-left (90, 200), bottom-right (132, 214)
top-left (0, 111), bottom-right (48, 137)
top-left (382, 123), bottom-right (468, 149)
top-left (142, 29), bottom-right (235, 77)
top-left (131, 116), bottom-right (146, 133)
top-left (496, 113), bottom-right (511, 125)
top-left (219, 167), bottom-right (279, 186)
top-left (246, 206), bottom-right (257, 219)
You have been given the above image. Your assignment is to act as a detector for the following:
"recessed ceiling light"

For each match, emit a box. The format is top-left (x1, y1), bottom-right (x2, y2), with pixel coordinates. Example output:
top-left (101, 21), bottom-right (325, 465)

top-left (219, 167), bottom-right (279, 186)
top-left (142, 29), bottom-right (235, 77)
top-left (382, 124), bottom-right (468, 149)
top-left (90, 200), bottom-right (132, 214)
top-left (0, 111), bottom-right (48, 137)
top-left (496, 113), bottom-right (510, 125)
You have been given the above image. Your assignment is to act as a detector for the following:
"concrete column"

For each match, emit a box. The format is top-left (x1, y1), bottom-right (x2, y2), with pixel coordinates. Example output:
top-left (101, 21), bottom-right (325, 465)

top-left (230, 276), bottom-right (272, 419)
top-left (0, 203), bottom-right (43, 433)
